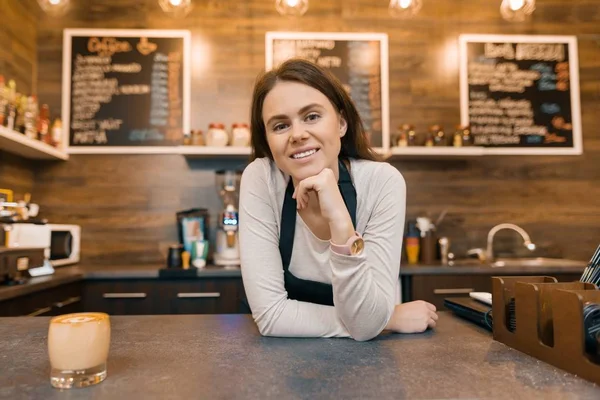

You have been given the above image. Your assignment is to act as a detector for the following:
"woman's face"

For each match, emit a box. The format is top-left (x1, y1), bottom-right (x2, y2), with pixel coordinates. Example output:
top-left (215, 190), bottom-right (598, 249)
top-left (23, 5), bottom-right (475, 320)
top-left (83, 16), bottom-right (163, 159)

top-left (262, 81), bottom-right (347, 183)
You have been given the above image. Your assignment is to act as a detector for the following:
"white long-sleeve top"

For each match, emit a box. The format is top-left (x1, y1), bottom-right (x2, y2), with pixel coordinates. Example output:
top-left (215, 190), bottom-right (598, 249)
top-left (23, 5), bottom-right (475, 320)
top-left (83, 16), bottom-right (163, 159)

top-left (238, 157), bottom-right (406, 341)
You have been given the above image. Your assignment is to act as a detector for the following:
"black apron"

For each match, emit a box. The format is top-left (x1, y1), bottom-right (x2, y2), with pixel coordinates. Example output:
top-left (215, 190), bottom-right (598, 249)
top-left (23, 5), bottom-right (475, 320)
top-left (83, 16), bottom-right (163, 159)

top-left (279, 159), bottom-right (357, 306)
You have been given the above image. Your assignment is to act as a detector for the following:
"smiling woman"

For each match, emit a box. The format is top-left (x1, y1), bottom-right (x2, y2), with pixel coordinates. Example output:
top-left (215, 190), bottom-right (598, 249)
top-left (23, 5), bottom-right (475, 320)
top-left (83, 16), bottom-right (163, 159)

top-left (239, 59), bottom-right (438, 341)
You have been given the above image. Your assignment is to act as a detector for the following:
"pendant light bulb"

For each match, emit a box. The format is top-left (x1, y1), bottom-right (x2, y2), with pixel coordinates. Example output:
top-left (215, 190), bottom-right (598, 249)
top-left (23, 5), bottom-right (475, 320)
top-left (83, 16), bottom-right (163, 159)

top-left (158, 0), bottom-right (193, 18)
top-left (37, 0), bottom-right (70, 14)
top-left (389, 0), bottom-right (423, 18)
top-left (275, 0), bottom-right (309, 17)
top-left (500, 0), bottom-right (535, 22)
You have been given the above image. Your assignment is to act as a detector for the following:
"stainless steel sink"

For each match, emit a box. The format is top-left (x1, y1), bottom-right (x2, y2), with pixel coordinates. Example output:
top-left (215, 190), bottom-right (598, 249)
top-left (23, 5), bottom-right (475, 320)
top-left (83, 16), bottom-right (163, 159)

top-left (449, 257), bottom-right (586, 268)
top-left (449, 258), bottom-right (485, 267)
top-left (491, 257), bottom-right (586, 268)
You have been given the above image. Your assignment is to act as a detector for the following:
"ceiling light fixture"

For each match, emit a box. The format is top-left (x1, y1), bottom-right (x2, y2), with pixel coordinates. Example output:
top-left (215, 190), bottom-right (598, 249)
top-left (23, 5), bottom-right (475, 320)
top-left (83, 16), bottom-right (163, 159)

top-left (158, 0), bottom-right (193, 18)
top-left (37, 0), bottom-right (70, 15)
top-left (389, 0), bottom-right (423, 18)
top-left (500, 0), bottom-right (536, 22)
top-left (275, 0), bottom-right (309, 17)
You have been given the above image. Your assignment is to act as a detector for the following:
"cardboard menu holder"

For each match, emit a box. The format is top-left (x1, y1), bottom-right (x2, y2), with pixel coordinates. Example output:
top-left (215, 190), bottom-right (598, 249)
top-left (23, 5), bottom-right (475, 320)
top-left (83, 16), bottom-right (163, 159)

top-left (492, 276), bottom-right (600, 385)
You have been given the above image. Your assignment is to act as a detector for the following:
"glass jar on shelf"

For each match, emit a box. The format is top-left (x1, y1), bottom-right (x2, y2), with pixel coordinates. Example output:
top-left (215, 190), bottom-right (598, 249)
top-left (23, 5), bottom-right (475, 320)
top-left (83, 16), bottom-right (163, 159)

top-left (205, 123), bottom-right (228, 147)
top-left (453, 125), bottom-right (471, 147)
top-left (396, 124), bottom-right (417, 147)
top-left (430, 125), bottom-right (447, 146)
top-left (230, 123), bottom-right (250, 147)
top-left (461, 125), bottom-right (473, 146)
top-left (192, 130), bottom-right (204, 146)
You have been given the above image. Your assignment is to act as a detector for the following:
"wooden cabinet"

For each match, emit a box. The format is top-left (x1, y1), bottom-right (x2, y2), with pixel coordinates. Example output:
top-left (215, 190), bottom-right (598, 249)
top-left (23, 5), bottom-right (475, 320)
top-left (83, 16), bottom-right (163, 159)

top-left (0, 282), bottom-right (83, 317)
top-left (407, 273), bottom-right (582, 309)
top-left (83, 278), bottom-right (248, 315)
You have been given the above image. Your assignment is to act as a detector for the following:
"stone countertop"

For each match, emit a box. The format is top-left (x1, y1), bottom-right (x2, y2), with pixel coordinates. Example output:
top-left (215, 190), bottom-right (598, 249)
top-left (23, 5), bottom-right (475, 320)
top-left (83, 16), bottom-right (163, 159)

top-left (82, 264), bottom-right (242, 279)
top-left (0, 268), bottom-right (83, 302)
top-left (1, 313), bottom-right (599, 399)
top-left (0, 262), bottom-right (585, 303)
top-left (73, 262), bottom-right (589, 278)
top-left (400, 264), bottom-right (586, 275)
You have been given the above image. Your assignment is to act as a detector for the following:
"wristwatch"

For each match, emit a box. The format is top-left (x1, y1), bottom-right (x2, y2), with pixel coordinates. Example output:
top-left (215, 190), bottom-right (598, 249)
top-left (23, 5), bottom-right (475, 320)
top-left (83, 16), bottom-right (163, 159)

top-left (330, 232), bottom-right (364, 256)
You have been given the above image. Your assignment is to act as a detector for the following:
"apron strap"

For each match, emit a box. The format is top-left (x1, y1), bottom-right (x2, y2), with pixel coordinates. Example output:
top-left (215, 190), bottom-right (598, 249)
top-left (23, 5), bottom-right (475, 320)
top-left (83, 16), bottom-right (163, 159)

top-left (279, 159), bottom-right (357, 272)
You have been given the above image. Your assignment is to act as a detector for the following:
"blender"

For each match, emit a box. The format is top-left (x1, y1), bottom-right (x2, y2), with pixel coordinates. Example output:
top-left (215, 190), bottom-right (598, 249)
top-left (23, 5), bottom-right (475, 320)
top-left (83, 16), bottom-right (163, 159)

top-left (214, 170), bottom-right (242, 267)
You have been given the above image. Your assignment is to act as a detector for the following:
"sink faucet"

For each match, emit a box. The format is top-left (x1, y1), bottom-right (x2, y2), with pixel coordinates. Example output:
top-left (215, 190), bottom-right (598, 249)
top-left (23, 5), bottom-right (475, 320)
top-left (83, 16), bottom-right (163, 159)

top-left (486, 223), bottom-right (536, 262)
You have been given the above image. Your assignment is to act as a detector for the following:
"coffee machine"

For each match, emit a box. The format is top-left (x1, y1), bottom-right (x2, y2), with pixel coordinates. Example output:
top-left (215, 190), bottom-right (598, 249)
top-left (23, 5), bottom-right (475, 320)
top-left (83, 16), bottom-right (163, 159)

top-left (214, 170), bottom-right (241, 267)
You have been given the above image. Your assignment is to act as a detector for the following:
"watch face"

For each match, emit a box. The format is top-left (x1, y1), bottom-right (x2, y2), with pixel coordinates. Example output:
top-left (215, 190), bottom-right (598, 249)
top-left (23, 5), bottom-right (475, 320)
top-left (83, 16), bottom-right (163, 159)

top-left (351, 238), bottom-right (364, 255)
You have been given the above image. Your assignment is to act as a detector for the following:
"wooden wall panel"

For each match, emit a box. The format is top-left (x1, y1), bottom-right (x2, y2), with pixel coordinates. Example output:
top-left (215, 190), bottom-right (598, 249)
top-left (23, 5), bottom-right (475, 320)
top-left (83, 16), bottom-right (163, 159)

top-left (0, 152), bottom-right (36, 199)
top-left (0, 0), bottom-right (38, 199)
top-left (0, 0), bottom-right (38, 95)
top-left (31, 0), bottom-right (600, 265)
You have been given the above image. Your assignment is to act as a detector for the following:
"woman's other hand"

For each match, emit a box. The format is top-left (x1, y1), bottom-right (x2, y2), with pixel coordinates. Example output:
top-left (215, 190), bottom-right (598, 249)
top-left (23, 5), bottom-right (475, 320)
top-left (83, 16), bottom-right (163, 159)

top-left (385, 301), bottom-right (438, 334)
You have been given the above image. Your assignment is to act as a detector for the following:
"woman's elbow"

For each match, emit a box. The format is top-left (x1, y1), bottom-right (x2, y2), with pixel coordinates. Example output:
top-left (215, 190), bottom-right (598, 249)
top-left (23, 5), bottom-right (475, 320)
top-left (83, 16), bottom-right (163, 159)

top-left (350, 329), bottom-right (380, 342)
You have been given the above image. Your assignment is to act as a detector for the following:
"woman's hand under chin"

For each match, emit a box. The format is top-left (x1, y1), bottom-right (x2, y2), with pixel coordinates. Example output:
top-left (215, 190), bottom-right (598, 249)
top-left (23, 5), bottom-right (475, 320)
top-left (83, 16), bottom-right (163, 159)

top-left (292, 168), bottom-right (346, 221)
top-left (292, 168), bottom-right (355, 245)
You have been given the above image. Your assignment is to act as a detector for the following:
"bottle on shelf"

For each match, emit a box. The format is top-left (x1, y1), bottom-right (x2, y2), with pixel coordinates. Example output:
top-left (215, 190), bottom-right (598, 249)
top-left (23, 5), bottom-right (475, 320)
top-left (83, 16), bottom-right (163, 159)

top-left (0, 75), bottom-right (7, 126)
top-left (404, 221), bottom-right (421, 265)
top-left (4, 80), bottom-right (17, 131)
top-left (50, 118), bottom-right (63, 148)
top-left (416, 216), bottom-right (437, 265)
top-left (15, 94), bottom-right (26, 134)
top-left (453, 125), bottom-right (464, 147)
top-left (37, 103), bottom-right (50, 144)
top-left (24, 96), bottom-right (38, 139)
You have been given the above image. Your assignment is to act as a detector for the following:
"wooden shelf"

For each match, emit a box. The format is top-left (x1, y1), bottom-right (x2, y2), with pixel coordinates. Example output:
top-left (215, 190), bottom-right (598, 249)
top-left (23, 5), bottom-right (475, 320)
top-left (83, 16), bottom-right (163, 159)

top-left (0, 126), bottom-right (69, 160)
top-left (388, 146), bottom-right (484, 158)
top-left (178, 146), bottom-right (251, 157)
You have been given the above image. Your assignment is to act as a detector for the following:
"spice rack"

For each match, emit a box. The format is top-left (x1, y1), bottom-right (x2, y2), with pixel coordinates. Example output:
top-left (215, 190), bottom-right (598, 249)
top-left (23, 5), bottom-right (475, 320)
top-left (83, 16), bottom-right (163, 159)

top-left (0, 126), bottom-right (68, 161)
top-left (492, 276), bottom-right (600, 385)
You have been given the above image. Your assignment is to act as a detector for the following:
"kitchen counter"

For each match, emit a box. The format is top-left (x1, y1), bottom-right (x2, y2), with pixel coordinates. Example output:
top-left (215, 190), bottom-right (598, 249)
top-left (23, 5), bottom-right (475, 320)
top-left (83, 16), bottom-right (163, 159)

top-left (0, 262), bottom-right (586, 304)
top-left (0, 267), bottom-right (83, 302)
top-left (400, 263), bottom-right (586, 275)
top-left (1, 313), bottom-right (599, 399)
top-left (82, 264), bottom-right (242, 279)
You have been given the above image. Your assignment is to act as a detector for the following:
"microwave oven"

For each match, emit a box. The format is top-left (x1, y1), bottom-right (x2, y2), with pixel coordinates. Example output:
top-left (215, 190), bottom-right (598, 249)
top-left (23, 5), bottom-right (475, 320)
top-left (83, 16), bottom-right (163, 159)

top-left (48, 224), bottom-right (81, 267)
top-left (3, 223), bottom-right (80, 267)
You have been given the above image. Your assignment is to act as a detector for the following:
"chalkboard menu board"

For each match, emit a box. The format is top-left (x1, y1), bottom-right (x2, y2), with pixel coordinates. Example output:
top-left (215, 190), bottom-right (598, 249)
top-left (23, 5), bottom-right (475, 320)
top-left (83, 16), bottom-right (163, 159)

top-left (266, 32), bottom-right (389, 149)
top-left (62, 29), bottom-right (191, 154)
top-left (459, 34), bottom-right (582, 155)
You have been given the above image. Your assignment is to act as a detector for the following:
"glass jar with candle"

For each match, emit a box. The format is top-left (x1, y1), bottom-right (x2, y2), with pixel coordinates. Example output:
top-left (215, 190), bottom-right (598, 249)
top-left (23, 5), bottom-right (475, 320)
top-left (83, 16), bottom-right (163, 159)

top-left (431, 125), bottom-right (447, 146)
top-left (461, 125), bottom-right (473, 146)
top-left (206, 123), bottom-right (228, 147)
top-left (397, 124), bottom-right (416, 147)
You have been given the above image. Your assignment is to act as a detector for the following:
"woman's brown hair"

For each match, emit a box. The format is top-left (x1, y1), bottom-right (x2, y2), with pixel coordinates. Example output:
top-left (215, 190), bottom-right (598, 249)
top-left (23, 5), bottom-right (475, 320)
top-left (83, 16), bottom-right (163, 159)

top-left (249, 58), bottom-right (380, 162)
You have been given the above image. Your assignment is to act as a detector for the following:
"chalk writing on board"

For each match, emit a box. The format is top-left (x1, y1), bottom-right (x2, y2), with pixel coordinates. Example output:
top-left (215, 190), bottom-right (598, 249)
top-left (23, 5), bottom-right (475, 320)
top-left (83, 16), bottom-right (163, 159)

top-left (66, 33), bottom-right (187, 147)
top-left (464, 40), bottom-right (574, 148)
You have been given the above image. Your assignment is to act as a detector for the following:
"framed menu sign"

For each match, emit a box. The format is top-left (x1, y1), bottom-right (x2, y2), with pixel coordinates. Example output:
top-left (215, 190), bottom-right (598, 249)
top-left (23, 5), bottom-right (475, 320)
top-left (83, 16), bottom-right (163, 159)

top-left (266, 32), bottom-right (390, 150)
top-left (62, 29), bottom-right (191, 154)
top-left (459, 34), bottom-right (582, 155)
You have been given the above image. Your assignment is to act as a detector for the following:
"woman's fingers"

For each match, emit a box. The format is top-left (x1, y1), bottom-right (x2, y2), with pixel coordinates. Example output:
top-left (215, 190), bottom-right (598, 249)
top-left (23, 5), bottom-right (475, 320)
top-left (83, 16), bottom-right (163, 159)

top-left (428, 318), bottom-right (437, 329)
top-left (430, 311), bottom-right (439, 321)
top-left (292, 178), bottom-right (317, 210)
top-left (425, 302), bottom-right (436, 312)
